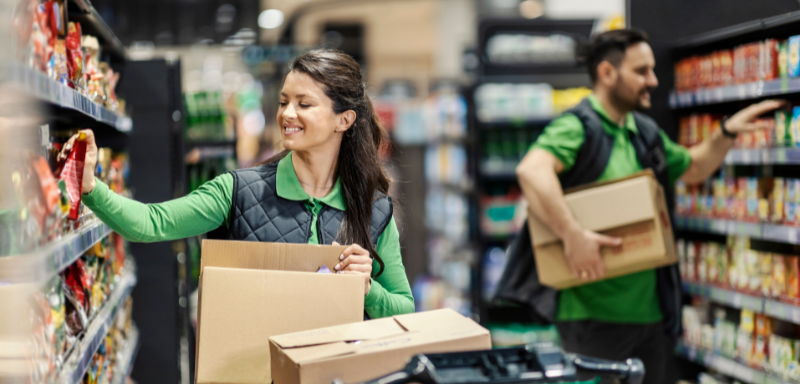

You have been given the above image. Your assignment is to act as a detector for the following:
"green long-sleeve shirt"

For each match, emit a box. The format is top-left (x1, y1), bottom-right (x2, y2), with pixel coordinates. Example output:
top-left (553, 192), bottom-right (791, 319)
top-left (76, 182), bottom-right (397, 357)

top-left (82, 152), bottom-right (415, 318)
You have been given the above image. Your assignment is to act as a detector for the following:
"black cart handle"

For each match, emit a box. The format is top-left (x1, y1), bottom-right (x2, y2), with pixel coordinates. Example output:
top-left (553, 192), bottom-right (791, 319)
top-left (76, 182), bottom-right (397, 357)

top-left (568, 354), bottom-right (645, 384)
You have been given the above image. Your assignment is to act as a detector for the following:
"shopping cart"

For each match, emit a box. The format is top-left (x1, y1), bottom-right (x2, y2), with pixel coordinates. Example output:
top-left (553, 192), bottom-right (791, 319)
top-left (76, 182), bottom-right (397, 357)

top-left (333, 342), bottom-right (644, 384)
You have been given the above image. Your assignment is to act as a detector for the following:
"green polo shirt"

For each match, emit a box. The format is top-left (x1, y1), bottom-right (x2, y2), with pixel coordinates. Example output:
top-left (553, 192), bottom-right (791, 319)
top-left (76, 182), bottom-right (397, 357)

top-left (83, 152), bottom-right (414, 318)
top-left (531, 94), bottom-right (691, 323)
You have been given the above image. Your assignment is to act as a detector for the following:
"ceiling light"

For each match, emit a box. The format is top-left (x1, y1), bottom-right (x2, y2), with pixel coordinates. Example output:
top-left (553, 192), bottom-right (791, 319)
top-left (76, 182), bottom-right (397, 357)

top-left (258, 9), bottom-right (284, 29)
top-left (519, 0), bottom-right (543, 19)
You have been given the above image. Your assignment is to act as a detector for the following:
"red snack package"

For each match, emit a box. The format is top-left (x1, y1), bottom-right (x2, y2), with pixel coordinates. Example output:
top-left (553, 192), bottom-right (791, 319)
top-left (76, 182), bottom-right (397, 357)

top-left (59, 132), bottom-right (87, 220)
top-left (62, 258), bottom-right (91, 313)
top-left (32, 155), bottom-right (60, 214)
top-left (65, 22), bottom-right (83, 87)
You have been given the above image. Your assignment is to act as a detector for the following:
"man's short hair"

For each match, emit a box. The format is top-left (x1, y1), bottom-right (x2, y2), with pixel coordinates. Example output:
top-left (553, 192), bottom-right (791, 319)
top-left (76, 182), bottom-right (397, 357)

top-left (581, 28), bottom-right (649, 84)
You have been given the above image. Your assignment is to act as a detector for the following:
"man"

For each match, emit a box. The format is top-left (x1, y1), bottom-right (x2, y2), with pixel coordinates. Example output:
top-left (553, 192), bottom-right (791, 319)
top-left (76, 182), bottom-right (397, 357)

top-left (516, 29), bottom-right (781, 383)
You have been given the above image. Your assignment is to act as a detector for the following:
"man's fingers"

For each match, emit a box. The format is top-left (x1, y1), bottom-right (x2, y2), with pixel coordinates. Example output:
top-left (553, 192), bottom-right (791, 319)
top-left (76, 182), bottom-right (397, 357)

top-left (596, 234), bottom-right (622, 247)
top-left (740, 99), bottom-right (785, 120)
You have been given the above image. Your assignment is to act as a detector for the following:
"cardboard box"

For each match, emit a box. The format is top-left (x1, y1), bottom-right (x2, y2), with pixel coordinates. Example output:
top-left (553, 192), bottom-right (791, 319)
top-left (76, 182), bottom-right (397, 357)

top-left (269, 309), bottom-right (492, 384)
top-left (529, 171), bottom-right (677, 289)
top-left (196, 240), bottom-right (366, 384)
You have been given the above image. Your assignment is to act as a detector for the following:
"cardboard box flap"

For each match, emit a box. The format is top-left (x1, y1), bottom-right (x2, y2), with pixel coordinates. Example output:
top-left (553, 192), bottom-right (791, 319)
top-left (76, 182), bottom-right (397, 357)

top-left (200, 239), bottom-right (347, 274)
top-left (392, 308), bottom-right (478, 333)
top-left (280, 341), bottom-right (359, 364)
top-left (270, 317), bottom-right (407, 349)
top-left (529, 176), bottom-right (659, 246)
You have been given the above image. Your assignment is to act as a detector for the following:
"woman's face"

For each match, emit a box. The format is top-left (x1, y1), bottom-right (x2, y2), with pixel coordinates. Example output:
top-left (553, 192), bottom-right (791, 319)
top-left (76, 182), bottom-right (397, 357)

top-left (277, 71), bottom-right (349, 153)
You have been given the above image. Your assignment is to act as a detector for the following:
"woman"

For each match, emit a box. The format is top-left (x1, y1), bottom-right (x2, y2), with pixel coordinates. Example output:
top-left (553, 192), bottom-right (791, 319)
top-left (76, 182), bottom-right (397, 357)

top-left (64, 49), bottom-right (414, 318)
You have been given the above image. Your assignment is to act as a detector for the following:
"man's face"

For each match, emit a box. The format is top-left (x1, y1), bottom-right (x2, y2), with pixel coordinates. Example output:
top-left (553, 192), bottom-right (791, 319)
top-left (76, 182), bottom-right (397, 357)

top-left (609, 42), bottom-right (659, 110)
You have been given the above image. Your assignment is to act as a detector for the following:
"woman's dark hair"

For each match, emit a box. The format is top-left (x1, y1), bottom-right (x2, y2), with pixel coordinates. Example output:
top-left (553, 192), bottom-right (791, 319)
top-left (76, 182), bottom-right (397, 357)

top-left (266, 49), bottom-right (391, 277)
top-left (580, 28), bottom-right (649, 84)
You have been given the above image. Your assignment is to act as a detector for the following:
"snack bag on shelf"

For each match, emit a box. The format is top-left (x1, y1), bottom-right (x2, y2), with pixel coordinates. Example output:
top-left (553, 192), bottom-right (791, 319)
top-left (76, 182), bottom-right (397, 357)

top-left (762, 39), bottom-right (780, 81)
top-left (746, 178), bottom-right (760, 222)
top-left (747, 250), bottom-right (762, 292)
top-left (779, 40), bottom-right (790, 78)
top-left (708, 243), bottom-right (720, 283)
top-left (63, 258), bottom-right (92, 314)
top-left (65, 22), bottom-right (84, 89)
top-left (676, 180), bottom-right (688, 215)
top-left (774, 178), bottom-right (786, 223)
top-left (787, 179), bottom-right (799, 226)
top-left (30, 154), bottom-right (62, 240)
top-left (677, 239), bottom-right (687, 279)
top-left (713, 178), bottom-right (726, 218)
top-left (686, 241), bottom-right (697, 281)
top-left (58, 132), bottom-right (87, 220)
top-left (789, 36), bottom-right (800, 78)
top-left (49, 38), bottom-right (68, 85)
top-left (792, 107), bottom-right (800, 147)
top-left (773, 255), bottom-right (787, 298)
top-left (31, 1), bottom-right (53, 71)
top-left (760, 253), bottom-right (774, 297)
top-left (788, 257), bottom-right (800, 299)
top-left (698, 243), bottom-right (709, 283)
top-left (753, 314), bottom-right (773, 368)
top-left (62, 277), bottom-right (87, 337)
top-left (776, 110), bottom-right (791, 147)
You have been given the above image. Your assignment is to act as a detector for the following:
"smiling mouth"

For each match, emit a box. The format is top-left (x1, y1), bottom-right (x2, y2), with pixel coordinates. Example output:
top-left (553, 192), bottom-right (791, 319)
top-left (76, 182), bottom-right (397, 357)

top-left (284, 126), bottom-right (303, 134)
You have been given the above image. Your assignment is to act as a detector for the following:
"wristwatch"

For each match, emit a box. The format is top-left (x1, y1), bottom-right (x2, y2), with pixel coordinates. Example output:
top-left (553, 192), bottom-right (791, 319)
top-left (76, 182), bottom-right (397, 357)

top-left (720, 116), bottom-right (737, 139)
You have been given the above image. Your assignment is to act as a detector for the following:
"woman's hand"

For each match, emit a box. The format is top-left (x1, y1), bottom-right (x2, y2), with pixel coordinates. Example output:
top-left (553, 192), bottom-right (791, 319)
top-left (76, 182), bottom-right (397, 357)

top-left (332, 242), bottom-right (372, 296)
top-left (59, 129), bottom-right (98, 194)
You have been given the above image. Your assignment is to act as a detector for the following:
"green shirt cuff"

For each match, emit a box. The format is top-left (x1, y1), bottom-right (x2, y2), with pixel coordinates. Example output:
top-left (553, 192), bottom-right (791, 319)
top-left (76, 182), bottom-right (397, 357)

top-left (364, 278), bottom-right (384, 309)
top-left (82, 177), bottom-right (109, 206)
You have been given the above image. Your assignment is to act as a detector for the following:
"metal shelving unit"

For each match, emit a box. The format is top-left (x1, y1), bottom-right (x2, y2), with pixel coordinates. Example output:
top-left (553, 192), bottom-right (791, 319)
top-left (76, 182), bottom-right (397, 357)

top-left (4, 64), bottom-right (132, 133)
top-left (675, 343), bottom-right (794, 384)
top-left (683, 282), bottom-right (800, 325)
top-left (669, 78), bottom-right (800, 109)
top-left (724, 148), bottom-right (800, 165)
top-left (674, 216), bottom-right (800, 245)
top-left (55, 271), bottom-right (137, 384)
top-left (0, 220), bottom-right (112, 284)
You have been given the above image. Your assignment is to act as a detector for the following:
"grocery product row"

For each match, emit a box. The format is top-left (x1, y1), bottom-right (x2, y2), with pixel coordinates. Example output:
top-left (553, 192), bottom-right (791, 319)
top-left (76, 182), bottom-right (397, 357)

top-left (183, 91), bottom-right (231, 142)
top-left (16, 0), bottom-right (125, 115)
top-left (3, 129), bottom-right (129, 259)
top-left (474, 83), bottom-right (591, 123)
top-left (480, 128), bottom-right (542, 177)
top-left (678, 110), bottom-right (800, 150)
top-left (682, 299), bottom-right (800, 383)
top-left (675, 177), bottom-right (800, 225)
top-left (674, 39), bottom-right (784, 92)
top-left (677, 237), bottom-right (800, 299)
top-left (29, 235), bottom-right (131, 381)
top-left (485, 33), bottom-right (578, 65)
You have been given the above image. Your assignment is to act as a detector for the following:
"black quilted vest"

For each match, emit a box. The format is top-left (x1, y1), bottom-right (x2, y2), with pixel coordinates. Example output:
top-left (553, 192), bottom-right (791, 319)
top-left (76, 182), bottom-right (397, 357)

top-left (226, 162), bottom-right (393, 247)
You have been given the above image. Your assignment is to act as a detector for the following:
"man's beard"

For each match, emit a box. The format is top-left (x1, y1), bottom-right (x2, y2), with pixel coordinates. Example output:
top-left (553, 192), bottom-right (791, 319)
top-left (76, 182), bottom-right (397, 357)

top-left (610, 85), bottom-right (652, 112)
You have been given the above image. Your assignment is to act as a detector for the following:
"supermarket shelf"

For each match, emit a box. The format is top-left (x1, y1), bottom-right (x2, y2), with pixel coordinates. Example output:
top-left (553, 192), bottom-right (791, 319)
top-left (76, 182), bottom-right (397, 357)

top-left (683, 282), bottom-right (800, 326)
top-left (0, 220), bottom-right (112, 284)
top-left (111, 325), bottom-right (139, 384)
top-left (4, 64), bottom-right (131, 133)
top-left (674, 342), bottom-right (793, 384)
top-left (477, 118), bottom-right (553, 129)
top-left (669, 77), bottom-right (800, 109)
top-left (674, 216), bottom-right (800, 245)
top-left (57, 271), bottom-right (137, 384)
top-left (672, 10), bottom-right (800, 52)
top-left (724, 148), bottom-right (800, 165)
top-left (683, 282), bottom-right (764, 313)
top-left (68, 0), bottom-right (127, 62)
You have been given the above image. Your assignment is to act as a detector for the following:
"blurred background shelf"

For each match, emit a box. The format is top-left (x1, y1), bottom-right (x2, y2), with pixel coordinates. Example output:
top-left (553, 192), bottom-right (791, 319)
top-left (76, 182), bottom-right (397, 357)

top-left (674, 216), bottom-right (800, 245)
top-left (724, 148), bottom-right (800, 165)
